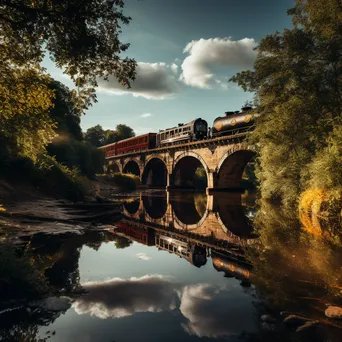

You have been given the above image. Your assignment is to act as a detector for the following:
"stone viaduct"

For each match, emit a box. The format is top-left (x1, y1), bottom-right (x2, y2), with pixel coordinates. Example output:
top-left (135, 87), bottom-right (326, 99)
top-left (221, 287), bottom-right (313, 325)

top-left (120, 192), bottom-right (257, 248)
top-left (105, 134), bottom-right (255, 194)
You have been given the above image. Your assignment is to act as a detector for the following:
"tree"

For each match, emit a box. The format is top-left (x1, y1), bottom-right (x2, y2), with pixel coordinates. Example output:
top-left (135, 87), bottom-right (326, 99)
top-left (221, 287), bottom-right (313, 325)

top-left (85, 124), bottom-right (135, 146)
top-left (0, 62), bottom-right (56, 161)
top-left (84, 125), bottom-right (106, 147)
top-left (115, 124), bottom-right (135, 141)
top-left (105, 130), bottom-right (117, 145)
top-left (230, 0), bottom-right (342, 208)
top-left (49, 81), bottom-right (83, 141)
top-left (1, 0), bottom-right (136, 109)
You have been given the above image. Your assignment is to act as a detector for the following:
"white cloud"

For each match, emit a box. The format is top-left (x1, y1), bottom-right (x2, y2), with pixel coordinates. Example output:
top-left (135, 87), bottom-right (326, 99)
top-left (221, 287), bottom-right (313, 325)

top-left (137, 252), bottom-right (150, 260)
top-left (170, 63), bottom-right (178, 74)
top-left (140, 113), bottom-right (152, 118)
top-left (73, 275), bottom-right (178, 319)
top-left (97, 62), bottom-right (181, 100)
top-left (180, 37), bottom-right (257, 89)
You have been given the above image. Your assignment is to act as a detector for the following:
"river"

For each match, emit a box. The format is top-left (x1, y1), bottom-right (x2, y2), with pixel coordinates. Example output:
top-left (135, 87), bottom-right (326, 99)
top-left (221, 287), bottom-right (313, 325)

top-left (0, 190), bottom-right (341, 342)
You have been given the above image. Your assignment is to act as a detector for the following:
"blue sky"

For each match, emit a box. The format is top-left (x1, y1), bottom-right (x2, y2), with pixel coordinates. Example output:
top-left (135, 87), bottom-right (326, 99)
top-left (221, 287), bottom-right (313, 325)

top-left (44, 0), bottom-right (295, 134)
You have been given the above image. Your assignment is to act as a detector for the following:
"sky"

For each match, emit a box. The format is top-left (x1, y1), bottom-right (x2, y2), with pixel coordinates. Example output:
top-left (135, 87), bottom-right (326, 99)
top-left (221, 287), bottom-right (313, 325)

top-left (43, 0), bottom-right (295, 135)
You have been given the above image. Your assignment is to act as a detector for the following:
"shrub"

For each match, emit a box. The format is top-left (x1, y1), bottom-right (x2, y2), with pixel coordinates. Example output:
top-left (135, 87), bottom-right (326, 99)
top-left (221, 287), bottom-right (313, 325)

top-left (0, 154), bottom-right (89, 201)
top-left (194, 167), bottom-right (207, 189)
top-left (107, 172), bottom-right (140, 191)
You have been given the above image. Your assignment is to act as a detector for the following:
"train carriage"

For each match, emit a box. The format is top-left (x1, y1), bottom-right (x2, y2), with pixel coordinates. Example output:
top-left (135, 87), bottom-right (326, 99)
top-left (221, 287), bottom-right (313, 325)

top-left (99, 133), bottom-right (156, 158)
top-left (156, 118), bottom-right (207, 147)
top-left (211, 106), bottom-right (256, 138)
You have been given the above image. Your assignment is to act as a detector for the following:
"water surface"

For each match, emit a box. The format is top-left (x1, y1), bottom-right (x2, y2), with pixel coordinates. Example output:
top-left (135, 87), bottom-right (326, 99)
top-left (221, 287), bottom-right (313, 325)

top-left (1, 190), bottom-right (342, 342)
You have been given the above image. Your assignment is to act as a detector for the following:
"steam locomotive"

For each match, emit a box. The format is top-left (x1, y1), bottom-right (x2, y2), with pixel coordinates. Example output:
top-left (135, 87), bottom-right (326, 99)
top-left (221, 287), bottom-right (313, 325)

top-left (99, 106), bottom-right (256, 158)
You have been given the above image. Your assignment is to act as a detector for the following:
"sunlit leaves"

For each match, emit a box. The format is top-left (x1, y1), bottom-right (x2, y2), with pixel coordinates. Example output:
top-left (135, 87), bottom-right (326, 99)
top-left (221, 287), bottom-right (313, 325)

top-left (230, 0), bottom-right (342, 208)
top-left (0, 62), bottom-right (56, 161)
top-left (1, 0), bottom-right (137, 107)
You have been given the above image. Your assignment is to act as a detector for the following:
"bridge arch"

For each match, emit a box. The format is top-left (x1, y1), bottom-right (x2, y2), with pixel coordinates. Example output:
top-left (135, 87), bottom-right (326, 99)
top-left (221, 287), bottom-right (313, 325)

top-left (216, 146), bottom-right (255, 189)
top-left (142, 194), bottom-right (168, 220)
top-left (142, 157), bottom-right (168, 187)
top-left (107, 162), bottom-right (120, 174)
top-left (171, 193), bottom-right (209, 230)
top-left (172, 152), bottom-right (209, 189)
top-left (123, 159), bottom-right (141, 177)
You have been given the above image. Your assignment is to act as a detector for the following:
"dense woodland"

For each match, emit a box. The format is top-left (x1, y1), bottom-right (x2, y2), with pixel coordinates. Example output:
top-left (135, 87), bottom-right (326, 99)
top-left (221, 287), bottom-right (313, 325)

top-left (231, 0), bottom-right (342, 232)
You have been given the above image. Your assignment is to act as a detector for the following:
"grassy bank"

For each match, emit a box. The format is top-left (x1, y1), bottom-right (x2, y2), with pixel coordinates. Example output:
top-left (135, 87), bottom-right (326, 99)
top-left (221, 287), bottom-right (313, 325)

top-left (97, 173), bottom-right (140, 191)
top-left (0, 155), bottom-right (89, 202)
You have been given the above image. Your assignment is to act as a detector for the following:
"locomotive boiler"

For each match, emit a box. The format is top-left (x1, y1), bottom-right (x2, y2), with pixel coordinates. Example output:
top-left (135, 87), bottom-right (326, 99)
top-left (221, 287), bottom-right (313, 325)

top-left (156, 118), bottom-right (208, 147)
top-left (211, 106), bottom-right (255, 138)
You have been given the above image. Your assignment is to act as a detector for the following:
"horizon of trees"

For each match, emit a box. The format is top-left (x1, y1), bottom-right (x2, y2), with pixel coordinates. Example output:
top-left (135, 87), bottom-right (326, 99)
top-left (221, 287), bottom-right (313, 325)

top-left (84, 124), bottom-right (135, 147)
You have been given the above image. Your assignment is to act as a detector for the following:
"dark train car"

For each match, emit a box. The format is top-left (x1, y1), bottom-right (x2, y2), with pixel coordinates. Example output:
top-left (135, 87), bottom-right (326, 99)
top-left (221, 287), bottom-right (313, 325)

top-left (99, 133), bottom-right (157, 158)
top-left (156, 118), bottom-right (207, 147)
top-left (211, 106), bottom-right (256, 138)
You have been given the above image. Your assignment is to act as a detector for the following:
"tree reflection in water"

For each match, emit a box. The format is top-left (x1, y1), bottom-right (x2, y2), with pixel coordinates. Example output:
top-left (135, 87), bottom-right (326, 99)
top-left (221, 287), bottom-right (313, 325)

top-left (246, 199), bottom-right (342, 335)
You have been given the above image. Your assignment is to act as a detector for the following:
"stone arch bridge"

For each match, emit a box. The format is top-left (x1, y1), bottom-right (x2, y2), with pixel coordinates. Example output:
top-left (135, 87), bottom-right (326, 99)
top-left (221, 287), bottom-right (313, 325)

top-left (106, 134), bottom-right (255, 193)
top-left (120, 191), bottom-right (257, 248)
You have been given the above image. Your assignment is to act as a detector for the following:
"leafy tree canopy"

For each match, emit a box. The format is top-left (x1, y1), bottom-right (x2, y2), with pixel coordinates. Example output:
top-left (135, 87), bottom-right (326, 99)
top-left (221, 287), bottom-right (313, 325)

top-left (49, 80), bottom-right (83, 141)
top-left (1, 0), bottom-right (136, 109)
top-left (84, 125), bottom-right (106, 147)
top-left (114, 124), bottom-right (135, 141)
top-left (230, 0), bottom-right (342, 208)
top-left (0, 62), bottom-right (56, 161)
top-left (85, 124), bottom-right (135, 146)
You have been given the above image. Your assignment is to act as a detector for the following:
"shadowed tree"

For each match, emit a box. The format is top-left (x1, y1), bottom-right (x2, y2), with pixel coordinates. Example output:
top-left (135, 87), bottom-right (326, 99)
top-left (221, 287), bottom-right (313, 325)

top-left (115, 124), bottom-right (135, 141)
top-left (84, 125), bottom-right (106, 147)
top-left (49, 81), bottom-right (83, 141)
top-left (1, 0), bottom-right (137, 109)
top-left (85, 124), bottom-right (136, 146)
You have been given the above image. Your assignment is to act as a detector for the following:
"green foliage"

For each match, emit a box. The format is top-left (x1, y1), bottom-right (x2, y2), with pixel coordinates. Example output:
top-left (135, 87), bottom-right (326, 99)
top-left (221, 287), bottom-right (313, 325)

top-left (307, 125), bottom-right (342, 198)
top-left (84, 125), bottom-right (106, 147)
top-left (230, 0), bottom-right (342, 208)
top-left (194, 167), bottom-right (208, 189)
top-left (114, 124), bottom-right (135, 142)
top-left (0, 154), bottom-right (89, 201)
top-left (0, 244), bottom-right (48, 300)
top-left (48, 139), bottom-right (105, 179)
top-left (49, 80), bottom-right (83, 141)
top-left (114, 236), bottom-right (133, 249)
top-left (1, 0), bottom-right (136, 110)
top-left (0, 63), bottom-right (56, 162)
top-left (85, 124), bottom-right (136, 147)
top-left (109, 172), bottom-right (140, 191)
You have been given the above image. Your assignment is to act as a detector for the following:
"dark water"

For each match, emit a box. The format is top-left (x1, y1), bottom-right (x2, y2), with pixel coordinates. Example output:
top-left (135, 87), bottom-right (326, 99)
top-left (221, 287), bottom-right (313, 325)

top-left (1, 191), bottom-right (342, 342)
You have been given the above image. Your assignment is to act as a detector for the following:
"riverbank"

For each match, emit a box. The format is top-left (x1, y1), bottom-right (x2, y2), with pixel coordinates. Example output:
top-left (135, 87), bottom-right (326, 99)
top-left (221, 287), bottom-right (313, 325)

top-left (0, 178), bottom-right (122, 242)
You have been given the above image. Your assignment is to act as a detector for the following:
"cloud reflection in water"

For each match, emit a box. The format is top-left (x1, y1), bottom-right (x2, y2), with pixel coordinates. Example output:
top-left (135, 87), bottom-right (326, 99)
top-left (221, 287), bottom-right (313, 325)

top-left (179, 284), bottom-right (257, 338)
top-left (73, 277), bottom-right (256, 338)
top-left (73, 275), bottom-right (178, 319)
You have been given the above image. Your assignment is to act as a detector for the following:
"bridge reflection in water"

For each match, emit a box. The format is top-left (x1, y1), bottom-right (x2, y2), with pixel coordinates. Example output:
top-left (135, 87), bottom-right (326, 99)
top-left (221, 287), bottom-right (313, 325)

top-left (116, 191), bottom-right (257, 285)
